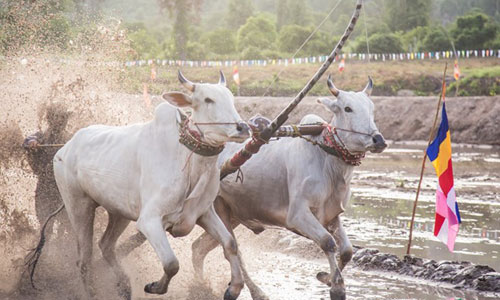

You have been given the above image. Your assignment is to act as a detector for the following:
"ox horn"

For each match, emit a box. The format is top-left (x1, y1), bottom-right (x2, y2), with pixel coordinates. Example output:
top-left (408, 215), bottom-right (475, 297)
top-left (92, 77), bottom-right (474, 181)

top-left (363, 76), bottom-right (373, 96)
top-left (219, 70), bottom-right (226, 86)
top-left (178, 70), bottom-right (195, 92)
top-left (327, 74), bottom-right (339, 97)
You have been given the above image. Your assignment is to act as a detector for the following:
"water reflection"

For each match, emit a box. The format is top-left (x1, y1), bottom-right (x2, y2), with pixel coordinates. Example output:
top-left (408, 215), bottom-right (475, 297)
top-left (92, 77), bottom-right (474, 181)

top-left (345, 141), bottom-right (500, 271)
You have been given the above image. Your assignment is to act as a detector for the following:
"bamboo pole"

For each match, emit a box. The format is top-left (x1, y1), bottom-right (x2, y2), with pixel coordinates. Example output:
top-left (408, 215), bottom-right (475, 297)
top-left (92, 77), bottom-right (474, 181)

top-left (219, 0), bottom-right (364, 180)
top-left (406, 63), bottom-right (448, 255)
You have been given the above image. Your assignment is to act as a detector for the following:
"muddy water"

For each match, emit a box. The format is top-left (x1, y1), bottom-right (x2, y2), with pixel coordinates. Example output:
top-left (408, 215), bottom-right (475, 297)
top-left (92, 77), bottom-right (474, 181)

top-left (349, 141), bottom-right (500, 271)
top-left (222, 141), bottom-right (500, 300)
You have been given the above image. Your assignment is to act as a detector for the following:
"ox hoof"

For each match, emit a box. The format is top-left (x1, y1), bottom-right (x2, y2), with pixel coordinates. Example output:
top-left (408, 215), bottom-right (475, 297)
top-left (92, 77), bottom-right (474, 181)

top-left (329, 287), bottom-right (346, 300)
top-left (223, 287), bottom-right (239, 300)
top-left (144, 281), bottom-right (167, 295)
top-left (316, 271), bottom-right (332, 286)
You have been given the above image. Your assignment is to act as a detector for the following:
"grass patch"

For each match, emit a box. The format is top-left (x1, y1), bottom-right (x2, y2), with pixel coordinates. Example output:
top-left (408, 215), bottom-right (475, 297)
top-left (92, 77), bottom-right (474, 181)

top-left (116, 58), bottom-right (500, 97)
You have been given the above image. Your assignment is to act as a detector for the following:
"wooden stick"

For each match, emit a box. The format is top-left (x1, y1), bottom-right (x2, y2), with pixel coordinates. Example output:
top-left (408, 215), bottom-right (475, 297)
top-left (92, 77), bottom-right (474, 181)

top-left (219, 0), bottom-right (363, 180)
top-left (406, 63), bottom-right (448, 255)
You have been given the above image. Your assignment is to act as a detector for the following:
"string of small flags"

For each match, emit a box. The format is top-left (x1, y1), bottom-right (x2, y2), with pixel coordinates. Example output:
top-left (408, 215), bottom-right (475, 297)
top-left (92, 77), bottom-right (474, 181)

top-left (123, 49), bottom-right (500, 68)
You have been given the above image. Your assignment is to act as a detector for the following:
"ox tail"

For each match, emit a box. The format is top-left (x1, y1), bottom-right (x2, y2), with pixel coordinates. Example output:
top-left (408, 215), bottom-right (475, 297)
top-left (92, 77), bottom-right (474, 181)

top-left (24, 203), bottom-right (65, 289)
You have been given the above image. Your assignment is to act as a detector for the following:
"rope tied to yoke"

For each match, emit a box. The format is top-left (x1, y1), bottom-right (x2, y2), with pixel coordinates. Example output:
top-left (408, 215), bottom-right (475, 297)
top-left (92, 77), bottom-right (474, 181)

top-left (293, 122), bottom-right (365, 166)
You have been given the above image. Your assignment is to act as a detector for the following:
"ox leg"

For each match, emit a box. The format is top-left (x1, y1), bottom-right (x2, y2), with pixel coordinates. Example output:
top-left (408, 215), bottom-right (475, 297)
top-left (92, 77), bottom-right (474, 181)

top-left (136, 216), bottom-right (179, 295)
top-left (197, 205), bottom-right (244, 300)
top-left (192, 197), bottom-right (238, 281)
top-left (287, 209), bottom-right (345, 300)
top-left (192, 198), bottom-right (269, 300)
top-left (317, 216), bottom-right (353, 286)
top-left (192, 231), bottom-right (219, 281)
top-left (98, 213), bottom-right (132, 300)
top-left (116, 231), bottom-right (147, 258)
top-left (65, 195), bottom-right (98, 299)
top-left (330, 216), bottom-right (352, 271)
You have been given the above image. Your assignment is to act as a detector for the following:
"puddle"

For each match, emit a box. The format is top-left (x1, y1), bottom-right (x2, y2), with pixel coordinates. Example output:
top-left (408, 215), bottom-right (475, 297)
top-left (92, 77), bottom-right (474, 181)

top-left (347, 142), bottom-right (500, 272)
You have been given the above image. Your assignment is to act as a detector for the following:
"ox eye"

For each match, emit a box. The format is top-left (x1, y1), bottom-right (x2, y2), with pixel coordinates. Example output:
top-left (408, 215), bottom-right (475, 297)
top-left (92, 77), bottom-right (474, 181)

top-left (204, 97), bottom-right (214, 104)
top-left (344, 106), bottom-right (353, 113)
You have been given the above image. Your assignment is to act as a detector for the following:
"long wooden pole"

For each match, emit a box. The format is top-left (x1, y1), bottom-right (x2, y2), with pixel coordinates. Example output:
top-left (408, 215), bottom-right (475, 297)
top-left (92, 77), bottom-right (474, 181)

top-left (406, 63), bottom-right (448, 255)
top-left (220, 0), bottom-right (363, 180)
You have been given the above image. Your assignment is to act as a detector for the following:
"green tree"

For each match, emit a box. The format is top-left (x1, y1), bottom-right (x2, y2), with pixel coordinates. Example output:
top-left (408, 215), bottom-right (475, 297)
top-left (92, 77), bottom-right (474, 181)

top-left (278, 25), bottom-right (331, 56)
top-left (422, 27), bottom-right (451, 51)
top-left (236, 14), bottom-right (277, 52)
top-left (226, 0), bottom-right (254, 29)
top-left (276, 0), bottom-right (288, 30)
top-left (278, 25), bottom-right (310, 53)
top-left (157, 0), bottom-right (203, 60)
top-left (354, 32), bottom-right (404, 54)
top-left (400, 26), bottom-right (429, 52)
top-left (0, 0), bottom-right (74, 54)
top-left (128, 29), bottom-right (161, 58)
top-left (204, 28), bottom-right (236, 56)
top-left (287, 0), bottom-right (311, 27)
top-left (384, 0), bottom-right (432, 32)
top-left (451, 11), bottom-right (498, 50)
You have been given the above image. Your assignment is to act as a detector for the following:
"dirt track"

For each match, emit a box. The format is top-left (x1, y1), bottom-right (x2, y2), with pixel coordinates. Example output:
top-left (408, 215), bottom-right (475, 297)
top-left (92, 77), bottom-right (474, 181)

top-left (1, 58), bottom-right (499, 299)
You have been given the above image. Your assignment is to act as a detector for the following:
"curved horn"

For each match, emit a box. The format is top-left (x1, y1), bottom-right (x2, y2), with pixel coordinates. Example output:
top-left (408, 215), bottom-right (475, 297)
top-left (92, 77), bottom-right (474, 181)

top-left (178, 69), bottom-right (195, 92)
top-left (363, 76), bottom-right (373, 96)
top-left (327, 74), bottom-right (339, 97)
top-left (219, 70), bottom-right (226, 86)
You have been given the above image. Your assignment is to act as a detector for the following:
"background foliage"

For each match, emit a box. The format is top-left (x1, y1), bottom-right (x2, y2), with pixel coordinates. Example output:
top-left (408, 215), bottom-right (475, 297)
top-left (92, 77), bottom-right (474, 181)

top-left (1, 0), bottom-right (499, 59)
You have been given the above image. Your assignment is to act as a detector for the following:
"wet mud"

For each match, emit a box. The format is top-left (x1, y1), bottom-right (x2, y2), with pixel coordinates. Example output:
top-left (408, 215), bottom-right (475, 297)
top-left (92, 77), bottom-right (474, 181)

top-left (1, 53), bottom-right (500, 299)
top-left (352, 247), bottom-right (500, 292)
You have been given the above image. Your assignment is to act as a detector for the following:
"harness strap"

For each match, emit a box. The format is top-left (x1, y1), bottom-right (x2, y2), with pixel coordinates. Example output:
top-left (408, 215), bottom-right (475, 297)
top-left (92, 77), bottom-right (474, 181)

top-left (177, 110), bottom-right (225, 157)
top-left (296, 123), bottom-right (364, 166)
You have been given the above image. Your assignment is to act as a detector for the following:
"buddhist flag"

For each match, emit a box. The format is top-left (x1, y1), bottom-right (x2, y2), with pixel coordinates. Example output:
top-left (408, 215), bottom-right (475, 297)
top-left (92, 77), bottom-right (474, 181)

top-left (233, 65), bottom-right (240, 86)
top-left (453, 60), bottom-right (460, 81)
top-left (426, 90), bottom-right (461, 252)
top-left (338, 59), bottom-right (345, 72)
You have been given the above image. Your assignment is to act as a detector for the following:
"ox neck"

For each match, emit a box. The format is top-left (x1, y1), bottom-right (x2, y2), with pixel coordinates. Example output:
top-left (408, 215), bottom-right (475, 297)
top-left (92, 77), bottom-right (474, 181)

top-left (176, 110), bottom-right (225, 157)
top-left (316, 123), bottom-right (365, 166)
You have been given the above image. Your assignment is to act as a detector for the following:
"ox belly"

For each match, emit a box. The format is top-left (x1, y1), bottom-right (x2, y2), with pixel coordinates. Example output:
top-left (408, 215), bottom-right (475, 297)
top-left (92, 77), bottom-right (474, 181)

top-left (218, 138), bottom-right (350, 231)
top-left (56, 123), bottom-right (145, 220)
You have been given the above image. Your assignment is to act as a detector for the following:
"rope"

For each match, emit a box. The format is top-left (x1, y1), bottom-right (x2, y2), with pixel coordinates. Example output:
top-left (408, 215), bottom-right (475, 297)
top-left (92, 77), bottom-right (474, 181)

top-left (261, 0), bottom-right (343, 97)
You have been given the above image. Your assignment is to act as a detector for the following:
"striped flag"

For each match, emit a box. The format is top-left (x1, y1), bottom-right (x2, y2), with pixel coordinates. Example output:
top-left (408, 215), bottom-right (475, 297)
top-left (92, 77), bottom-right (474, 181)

top-left (338, 59), bottom-right (345, 72)
top-left (453, 60), bottom-right (460, 81)
top-left (233, 65), bottom-right (240, 86)
top-left (426, 88), bottom-right (461, 252)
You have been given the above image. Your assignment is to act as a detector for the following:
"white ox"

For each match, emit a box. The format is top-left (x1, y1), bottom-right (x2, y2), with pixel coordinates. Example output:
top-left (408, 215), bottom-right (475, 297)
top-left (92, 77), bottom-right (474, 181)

top-left (52, 71), bottom-right (250, 300)
top-left (191, 77), bottom-right (387, 300)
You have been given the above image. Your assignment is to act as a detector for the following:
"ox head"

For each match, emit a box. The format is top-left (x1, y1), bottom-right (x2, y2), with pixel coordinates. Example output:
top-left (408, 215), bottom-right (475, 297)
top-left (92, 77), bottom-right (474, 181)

top-left (162, 70), bottom-right (250, 146)
top-left (317, 75), bottom-right (386, 154)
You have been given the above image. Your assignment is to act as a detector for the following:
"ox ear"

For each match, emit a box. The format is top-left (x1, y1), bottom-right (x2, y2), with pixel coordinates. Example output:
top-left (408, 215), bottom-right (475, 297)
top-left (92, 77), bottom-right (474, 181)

top-left (162, 92), bottom-right (193, 107)
top-left (317, 97), bottom-right (340, 113)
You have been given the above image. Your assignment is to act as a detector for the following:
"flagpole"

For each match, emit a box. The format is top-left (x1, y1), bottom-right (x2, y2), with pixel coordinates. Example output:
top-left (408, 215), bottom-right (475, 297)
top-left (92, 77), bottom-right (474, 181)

top-left (406, 63), bottom-right (448, 255)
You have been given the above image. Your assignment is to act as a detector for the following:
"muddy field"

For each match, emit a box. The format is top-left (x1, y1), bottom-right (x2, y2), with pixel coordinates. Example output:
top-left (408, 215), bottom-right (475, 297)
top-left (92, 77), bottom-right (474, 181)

top-left (1, 58), bottom-right (499, 300)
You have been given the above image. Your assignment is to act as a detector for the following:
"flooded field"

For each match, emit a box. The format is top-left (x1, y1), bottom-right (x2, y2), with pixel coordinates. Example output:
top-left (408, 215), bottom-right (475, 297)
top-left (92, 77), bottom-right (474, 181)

top-left (1, 86), bottom-right (499, 299)
top-left (210, 140), bottom-right (500, 300)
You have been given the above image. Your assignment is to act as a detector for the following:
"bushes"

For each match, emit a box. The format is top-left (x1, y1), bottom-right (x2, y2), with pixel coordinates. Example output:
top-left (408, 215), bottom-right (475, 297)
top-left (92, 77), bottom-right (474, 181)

top-left (354, 33), bottom-right (404, 54)
top-left (422, 27), bottom-right (451, 52)
top-left (451, 11), bottom-right (498, 50)
top-left (236, 14), bottom-right (277, 53)
top-left (0, 0), bottom-right (73, 54)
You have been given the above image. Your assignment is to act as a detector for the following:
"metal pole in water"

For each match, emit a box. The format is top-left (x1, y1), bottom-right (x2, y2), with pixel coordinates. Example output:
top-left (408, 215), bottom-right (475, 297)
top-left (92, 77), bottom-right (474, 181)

top-left (406, 63), bottom-right (448, 255)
